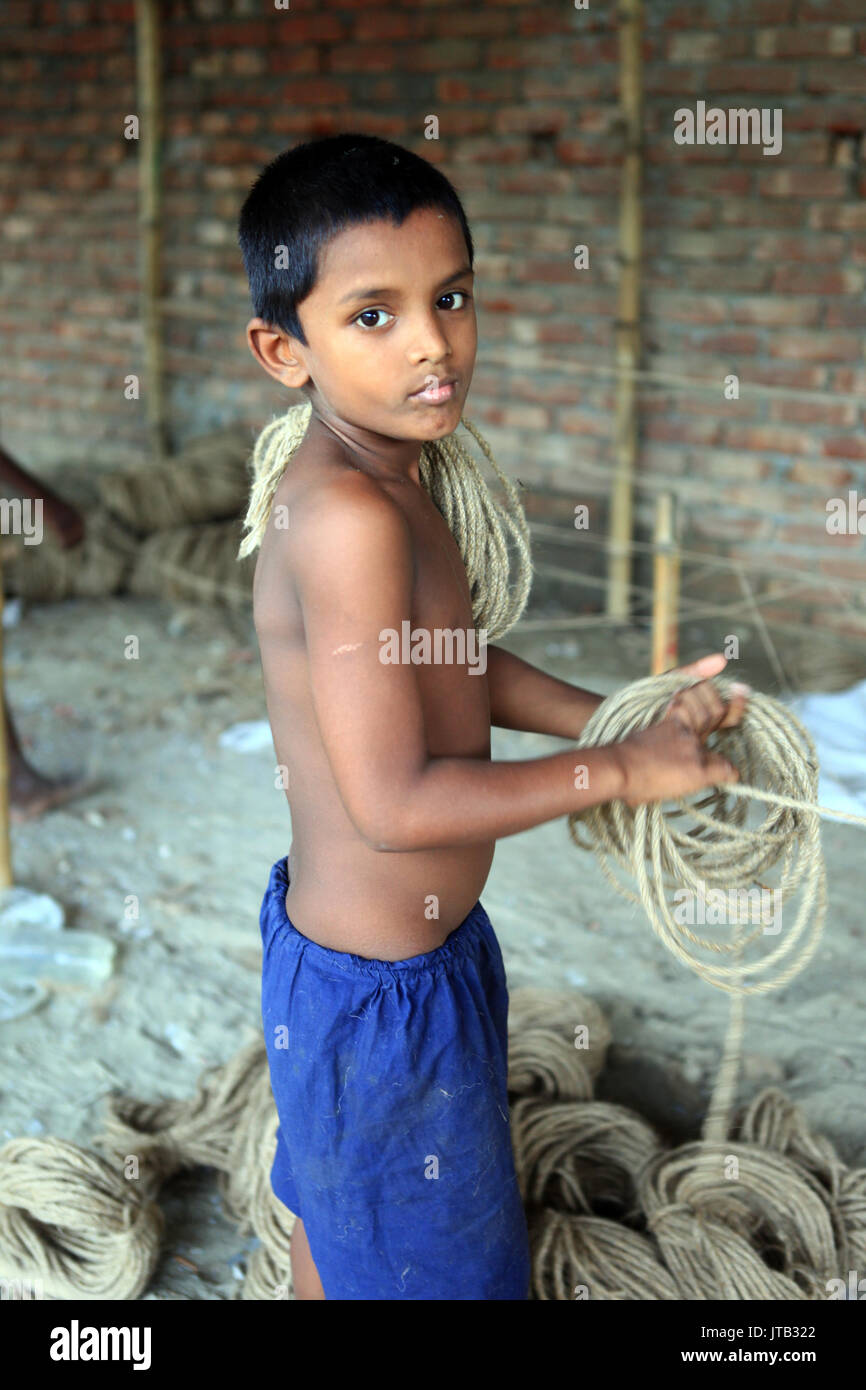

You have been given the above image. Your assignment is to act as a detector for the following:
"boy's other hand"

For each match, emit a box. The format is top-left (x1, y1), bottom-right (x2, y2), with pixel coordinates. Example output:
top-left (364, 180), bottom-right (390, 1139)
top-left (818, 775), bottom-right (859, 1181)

top-left (617, 657), bottom-right (750, 808)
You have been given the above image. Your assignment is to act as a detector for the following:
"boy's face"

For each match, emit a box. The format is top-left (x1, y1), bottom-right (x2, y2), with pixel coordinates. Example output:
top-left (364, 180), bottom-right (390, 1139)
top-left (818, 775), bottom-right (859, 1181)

top-left (247, 206), bottom-right (476, 447)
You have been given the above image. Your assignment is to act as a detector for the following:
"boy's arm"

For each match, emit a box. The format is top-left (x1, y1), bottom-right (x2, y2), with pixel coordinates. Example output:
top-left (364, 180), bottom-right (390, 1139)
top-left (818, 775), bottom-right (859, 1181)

top-left (292, 477), bottom-right (743, 854)
top-left (0, 445), bottom-right (84, 546)
top-left (484, 643), bottom-right (603, 739)
top-left (484, 645), bottom-right (742, 741)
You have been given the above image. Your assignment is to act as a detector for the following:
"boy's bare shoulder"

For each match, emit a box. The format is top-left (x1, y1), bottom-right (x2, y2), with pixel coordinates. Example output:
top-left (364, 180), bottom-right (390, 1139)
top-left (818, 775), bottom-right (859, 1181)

top-left (268, 438), bottom-right (411, 574)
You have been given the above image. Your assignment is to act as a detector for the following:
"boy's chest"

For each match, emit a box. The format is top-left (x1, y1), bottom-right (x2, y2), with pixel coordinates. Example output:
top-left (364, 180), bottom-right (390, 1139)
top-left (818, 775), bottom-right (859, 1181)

top-left (397, 485), bottom-right (477, 632)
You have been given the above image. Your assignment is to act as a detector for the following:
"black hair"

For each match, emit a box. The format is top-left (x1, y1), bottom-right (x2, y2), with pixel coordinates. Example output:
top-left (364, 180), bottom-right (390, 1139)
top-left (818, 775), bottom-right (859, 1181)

top-left (237, 132), bottom-right (475, 346)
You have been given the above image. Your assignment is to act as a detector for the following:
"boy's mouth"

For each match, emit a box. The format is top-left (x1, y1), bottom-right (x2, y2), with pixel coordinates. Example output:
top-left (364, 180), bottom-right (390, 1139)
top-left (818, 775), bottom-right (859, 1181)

top-left (408, 376), bottom-right (457, 405)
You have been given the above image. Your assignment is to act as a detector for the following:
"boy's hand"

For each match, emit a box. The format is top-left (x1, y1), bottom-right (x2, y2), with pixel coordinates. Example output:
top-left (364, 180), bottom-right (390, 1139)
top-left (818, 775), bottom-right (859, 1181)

top-left (617, 657), bottom-right (750, 808)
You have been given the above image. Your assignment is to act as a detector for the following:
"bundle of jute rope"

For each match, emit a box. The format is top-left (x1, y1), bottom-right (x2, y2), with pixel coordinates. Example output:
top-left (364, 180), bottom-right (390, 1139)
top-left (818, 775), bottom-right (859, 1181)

top-left (2, 506), bottom-right (137, 603)
top-left (236, 400), bottom-right (534, 641)
top-left (507, 989), bottom-right (866, 1300)
top-left (1, 985), bottom-right (865, 1300)
top-left (129, 521), bottom-right (257, 607)
top-left (567, 669), bottom-right (866, 1147)
top-left (97, 426), bottom-right (255, 535)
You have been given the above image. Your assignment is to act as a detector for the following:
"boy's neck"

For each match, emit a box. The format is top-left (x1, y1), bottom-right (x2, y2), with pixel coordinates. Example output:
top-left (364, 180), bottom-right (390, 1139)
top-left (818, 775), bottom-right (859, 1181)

top-left (307, 401), bottom-right (424, 486)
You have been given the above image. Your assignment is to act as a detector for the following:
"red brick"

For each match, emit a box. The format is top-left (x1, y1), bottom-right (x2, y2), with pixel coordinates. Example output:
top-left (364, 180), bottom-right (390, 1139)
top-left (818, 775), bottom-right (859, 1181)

top-left (730, 297), bottom-right (820, 327)
top-left (493, 107), bottom-right (568, 136)
top-left (268, 50), bottom-right (319, 74)
top-left (277, 80), bottom-right (350, 105)
top-left (783, 101), bottom-right (866, 134)
top-left (729, 0), bottom-right (795, 20)
top-left (690, 331), bottom-right (763, 356)
top-left (645, 418), bottom-right (724, 447)
top-left (787, 460), bottom-right (856, 486)
top-left (772, 267), bottom-right (864, 294)
top-left (758, 170), bottom-right (849, 198)
top-left (830, 370), bottom-right (866, 396)
top-left (823, 438), bottom-right (866, 462)
top-left (646, 292), bottom-right (729, 325)
top-left (524, 72), bottom-right (617, 101)
top-left (754, 26), bottom-right (854, 58)
top-left (403, 40), bottom-right (482, 71)
top-left (66, 25), bottom-right (126, 51)
top-left (769, 332), bottom-right (862, 362)
top-left (554, 138), bottom-right (616, 166)
top-left (752, 233), bottom-right (846, 260)
top-left (665, 169), bottom-right (753, 197)
top-left (805, 61), bottom-right (866, 93)
top-left (558, 410), bottom-right (613, 437)
top-left (351, 10), bottom-right (410, 39)
top-left (643, 65), bottom-right (706, 95)
top-left (774, 402), bottom-right (858, 430)
top-left (682, 265), bottom-right (771, 292)
top-left (428, 11), bottom-right (513, 39)
top-left (202, 22), bottom-right (272, 47)
top-left (825, 303), bottom-right (866, 328)
top-left (722, 425), bottom-right (815, 455)
top-left (473, 404), bottom-right (550, 431)
top-left (818, 556), bottom-right (866, 582)
top-left (799, 0), bottom-right (866, 18)
top-left (688, 450), bottom-right (773, 480)
top-left (705, 62), bottom-right (799, 91)
top-left (330, 45), bottom-right (399, 72)
top-left (667, 33), bottom-right (749, 62)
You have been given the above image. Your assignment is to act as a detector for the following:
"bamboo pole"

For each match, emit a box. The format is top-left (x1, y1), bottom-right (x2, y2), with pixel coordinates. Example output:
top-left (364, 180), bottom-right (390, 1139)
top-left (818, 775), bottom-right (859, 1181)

top-left (607, 0), bottom-right (643, 621)
top-left (135, 0), bottom-right (168, 459)
top-left (651, 492), bottom-right (681, 674)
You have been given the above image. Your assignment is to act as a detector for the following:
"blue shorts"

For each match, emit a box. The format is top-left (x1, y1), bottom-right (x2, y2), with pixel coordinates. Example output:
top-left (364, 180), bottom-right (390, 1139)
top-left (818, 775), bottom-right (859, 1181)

top-left (258, 855), bottom-right (531, 1300)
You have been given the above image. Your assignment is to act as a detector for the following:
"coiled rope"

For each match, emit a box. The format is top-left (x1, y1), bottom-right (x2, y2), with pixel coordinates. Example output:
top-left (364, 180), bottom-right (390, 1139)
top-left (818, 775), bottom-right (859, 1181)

top-left (567, 669), bottom-right (866, 1145)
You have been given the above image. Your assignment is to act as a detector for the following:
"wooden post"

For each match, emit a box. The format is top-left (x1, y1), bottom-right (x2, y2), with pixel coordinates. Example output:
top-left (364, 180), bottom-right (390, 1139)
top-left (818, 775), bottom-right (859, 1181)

top-left (606, 0), bottom-right (643, 622)
top-left (135, 0), bottom-right (168, 459)
top-left (0, 538), bottom-right (12, 889)
top-left (651, 492), bottom-right (680, 674)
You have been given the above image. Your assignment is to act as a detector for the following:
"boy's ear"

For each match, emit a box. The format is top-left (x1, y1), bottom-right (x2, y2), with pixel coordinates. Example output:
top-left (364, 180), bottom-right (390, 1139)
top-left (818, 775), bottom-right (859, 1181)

top-left (245, 317), bottom-right (310, 388)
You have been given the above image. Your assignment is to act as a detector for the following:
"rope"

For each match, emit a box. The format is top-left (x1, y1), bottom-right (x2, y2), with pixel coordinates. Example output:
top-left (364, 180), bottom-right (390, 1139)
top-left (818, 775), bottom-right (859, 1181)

top-left (566, 668), bottom-right (861, 1146)
top-left (236, 400), bottom-right (534, 642)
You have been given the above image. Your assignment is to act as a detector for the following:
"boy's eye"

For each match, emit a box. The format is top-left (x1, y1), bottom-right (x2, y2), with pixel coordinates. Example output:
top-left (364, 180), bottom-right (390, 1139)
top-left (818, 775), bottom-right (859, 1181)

top-left (353, 291), bottom-right (472, 331)
top-left (438, 290), bottom-right (470, 311)
top-left (355, 308), bottom-right (393, 330)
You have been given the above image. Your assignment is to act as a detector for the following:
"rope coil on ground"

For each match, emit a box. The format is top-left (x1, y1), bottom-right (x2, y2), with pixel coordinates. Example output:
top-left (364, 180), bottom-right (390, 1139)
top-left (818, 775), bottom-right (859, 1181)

top-left (0, 987), bottom-right (864, 1300)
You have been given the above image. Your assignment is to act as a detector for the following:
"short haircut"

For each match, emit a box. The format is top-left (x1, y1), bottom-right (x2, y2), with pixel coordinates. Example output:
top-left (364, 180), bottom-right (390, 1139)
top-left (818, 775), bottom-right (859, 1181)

top-left (237, 132), bottom-right (475, 346)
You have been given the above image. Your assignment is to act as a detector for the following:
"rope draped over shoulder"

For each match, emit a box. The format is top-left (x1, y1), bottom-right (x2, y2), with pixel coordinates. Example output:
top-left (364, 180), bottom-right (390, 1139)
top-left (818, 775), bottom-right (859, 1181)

top-left (236, 400), bottom-right (534, 642)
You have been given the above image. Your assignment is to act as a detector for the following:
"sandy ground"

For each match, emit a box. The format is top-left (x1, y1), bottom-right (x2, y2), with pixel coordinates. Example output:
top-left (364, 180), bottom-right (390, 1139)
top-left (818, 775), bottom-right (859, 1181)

top-left (2, 593), bottom-right (864, 1300)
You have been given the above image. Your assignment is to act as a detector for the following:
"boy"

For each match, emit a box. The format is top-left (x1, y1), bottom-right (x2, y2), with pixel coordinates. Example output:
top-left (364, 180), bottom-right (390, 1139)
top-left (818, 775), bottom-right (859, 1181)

top-left (238, 134), bottom-right (747, 1300)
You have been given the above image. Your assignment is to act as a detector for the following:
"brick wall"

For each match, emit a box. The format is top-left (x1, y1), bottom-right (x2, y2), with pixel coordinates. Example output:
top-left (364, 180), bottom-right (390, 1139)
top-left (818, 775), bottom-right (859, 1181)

top-left (1, 0), bottom-right (864, 637)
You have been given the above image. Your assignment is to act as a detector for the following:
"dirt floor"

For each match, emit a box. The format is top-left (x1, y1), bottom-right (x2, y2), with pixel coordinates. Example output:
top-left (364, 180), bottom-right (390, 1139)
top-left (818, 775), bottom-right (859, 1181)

top-left (2, 591), bottom-right (865, 1300)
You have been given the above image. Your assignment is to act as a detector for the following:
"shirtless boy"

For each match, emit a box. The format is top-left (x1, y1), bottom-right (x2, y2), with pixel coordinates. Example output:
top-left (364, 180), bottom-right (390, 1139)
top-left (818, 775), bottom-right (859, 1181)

top-left (238, 133), bottom-right (747, 1301)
